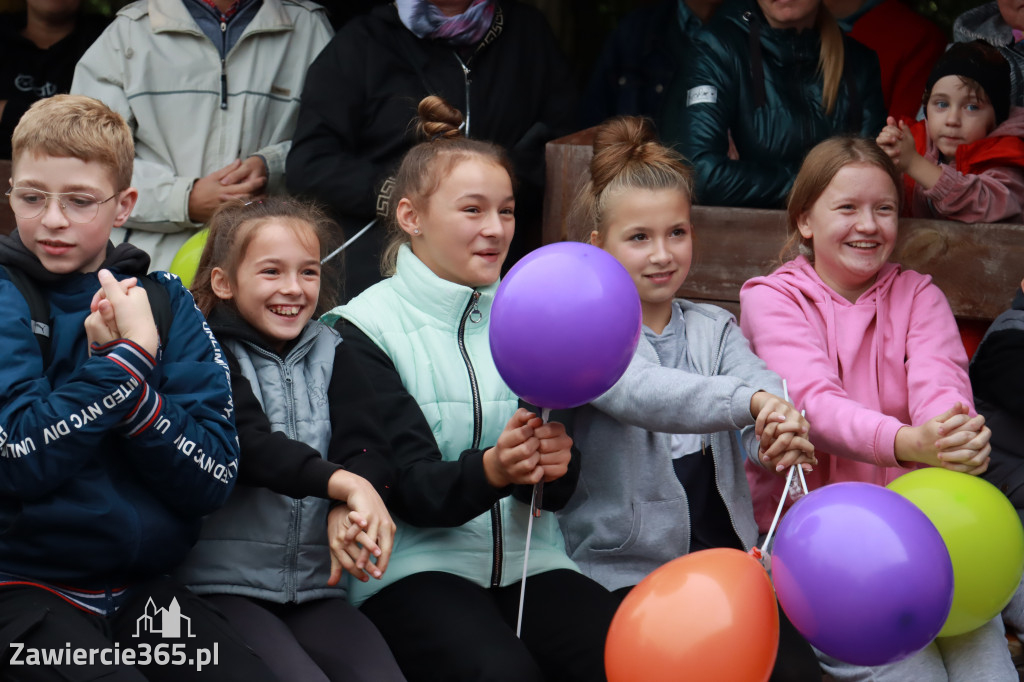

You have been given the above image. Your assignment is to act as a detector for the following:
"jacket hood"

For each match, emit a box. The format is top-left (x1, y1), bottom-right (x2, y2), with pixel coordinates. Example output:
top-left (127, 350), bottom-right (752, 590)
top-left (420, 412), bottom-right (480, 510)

top-left (0, 229), bottom-right (151, 284)
top-left (759, 255), bottom-right (903, 306)
top-left (954, 3), bottom-right (1014, 46)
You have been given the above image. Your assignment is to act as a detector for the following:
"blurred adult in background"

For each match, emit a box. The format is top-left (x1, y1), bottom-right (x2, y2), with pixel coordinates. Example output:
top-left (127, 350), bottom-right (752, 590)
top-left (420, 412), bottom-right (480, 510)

top-left (578, 0), bottom-right (723, 130)
top-left (286, 0), bottom-right (576, 302)
top-left (0, 0), bottom-right (108, 159)
top-left (825, 0), bottom-right (946, 121)
top-left (661, 0), bottom-right (885, 208)
top-left (72, 0), bottom-right (333, 271)
top-left (955, 0), bottom-right (1024, 106)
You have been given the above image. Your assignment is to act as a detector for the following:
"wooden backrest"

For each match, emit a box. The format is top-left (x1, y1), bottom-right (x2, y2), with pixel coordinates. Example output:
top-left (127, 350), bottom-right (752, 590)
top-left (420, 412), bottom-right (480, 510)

top-left (0, 160), bottom-right (14, 237)
top-left (543, 128), bottom-right (1024, 322)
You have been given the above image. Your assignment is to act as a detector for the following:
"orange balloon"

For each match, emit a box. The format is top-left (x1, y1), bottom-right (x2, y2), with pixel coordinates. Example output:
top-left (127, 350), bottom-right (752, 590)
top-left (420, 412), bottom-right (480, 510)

top-left (605, 548), bottom-right (779, 682)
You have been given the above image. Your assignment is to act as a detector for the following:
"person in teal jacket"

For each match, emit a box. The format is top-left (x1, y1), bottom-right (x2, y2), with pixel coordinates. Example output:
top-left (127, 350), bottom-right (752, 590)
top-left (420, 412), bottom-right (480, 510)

top-left (321, 95), bottom-right (618, 682)
top-left (661, 0), bottom-right (886, 208)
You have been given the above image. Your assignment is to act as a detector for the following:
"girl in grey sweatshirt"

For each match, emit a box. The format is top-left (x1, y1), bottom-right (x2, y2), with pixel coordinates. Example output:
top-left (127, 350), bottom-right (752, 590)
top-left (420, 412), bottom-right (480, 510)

top-left (557, 116), bottom-right (820, 682)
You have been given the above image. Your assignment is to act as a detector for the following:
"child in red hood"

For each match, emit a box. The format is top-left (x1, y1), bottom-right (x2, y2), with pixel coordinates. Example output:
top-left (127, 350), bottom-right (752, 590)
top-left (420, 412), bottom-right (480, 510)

top-left (876, 39), bottom-right (1024, 224)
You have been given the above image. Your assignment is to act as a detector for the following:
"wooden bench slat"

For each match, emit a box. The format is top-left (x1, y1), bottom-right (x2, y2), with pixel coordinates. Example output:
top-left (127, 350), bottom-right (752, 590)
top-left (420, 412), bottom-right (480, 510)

top-left (544, 128), bottom-right (1024, 323)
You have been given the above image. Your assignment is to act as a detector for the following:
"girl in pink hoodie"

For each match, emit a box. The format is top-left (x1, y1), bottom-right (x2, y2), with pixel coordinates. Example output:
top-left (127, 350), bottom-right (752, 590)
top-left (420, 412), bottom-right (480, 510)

top-left (739, 136), bottom-right (1011, 680)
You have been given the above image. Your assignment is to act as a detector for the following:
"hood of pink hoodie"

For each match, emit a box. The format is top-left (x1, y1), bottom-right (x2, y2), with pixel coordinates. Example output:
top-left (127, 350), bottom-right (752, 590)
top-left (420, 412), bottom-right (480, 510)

top-left (755, 257), bottom-right (904, 413)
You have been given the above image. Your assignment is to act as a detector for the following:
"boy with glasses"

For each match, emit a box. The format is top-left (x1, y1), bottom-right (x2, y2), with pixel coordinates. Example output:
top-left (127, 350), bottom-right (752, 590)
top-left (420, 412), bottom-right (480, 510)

top-left (0, 94), bottom-right (278, 681)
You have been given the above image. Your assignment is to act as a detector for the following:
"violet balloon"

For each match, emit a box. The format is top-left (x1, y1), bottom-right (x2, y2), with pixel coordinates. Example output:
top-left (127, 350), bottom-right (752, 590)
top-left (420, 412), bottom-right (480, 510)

top-left (772, 482), bottom-right (953, 667)
top-left (489, 242), bottom-right (642, 409)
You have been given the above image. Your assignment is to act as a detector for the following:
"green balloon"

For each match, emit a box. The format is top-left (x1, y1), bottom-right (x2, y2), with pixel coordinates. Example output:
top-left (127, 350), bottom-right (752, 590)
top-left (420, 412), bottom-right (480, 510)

top-left (168, 228), bottom-right (209, 289)
top-left (888, 468), bottom-right (1024, 637)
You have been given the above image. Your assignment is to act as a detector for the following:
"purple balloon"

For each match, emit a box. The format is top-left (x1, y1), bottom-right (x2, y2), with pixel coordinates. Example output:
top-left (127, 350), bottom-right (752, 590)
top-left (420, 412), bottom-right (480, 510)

top-left (489, 242), bottom-right (642, 409)
top-left (772, 482), bottom-right (953, 667)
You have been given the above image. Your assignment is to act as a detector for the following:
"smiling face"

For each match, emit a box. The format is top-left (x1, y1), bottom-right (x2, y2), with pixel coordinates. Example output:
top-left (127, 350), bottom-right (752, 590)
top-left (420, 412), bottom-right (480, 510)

top-left (925, 75), bottom-right (997, 160)
top-left (211, 220), bottom-right (321, 350)
top-left (593, 188), bottom-right (693, 333)
top-left (798, 163), bottom-right (899, 302)
top-left (757, 0), bottom-right (819, 29)
top-left (400, 156), bottom-right (515, 289)
top-left (11, 153), bottom-right (135, 274)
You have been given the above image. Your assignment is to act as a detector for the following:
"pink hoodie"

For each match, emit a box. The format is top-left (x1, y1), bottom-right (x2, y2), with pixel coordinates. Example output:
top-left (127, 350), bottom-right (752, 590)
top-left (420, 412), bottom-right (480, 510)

top-left (740, 256), bottom-right (973, 532)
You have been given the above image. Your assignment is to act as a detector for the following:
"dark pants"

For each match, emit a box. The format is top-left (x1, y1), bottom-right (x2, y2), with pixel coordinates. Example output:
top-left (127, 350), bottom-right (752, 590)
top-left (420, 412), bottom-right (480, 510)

top-left (0, 577), bottom-right (278, 682)
top-left (205, 594), bottom-right (406, 682)
top-left (360, 570), bottom-right (618, 682)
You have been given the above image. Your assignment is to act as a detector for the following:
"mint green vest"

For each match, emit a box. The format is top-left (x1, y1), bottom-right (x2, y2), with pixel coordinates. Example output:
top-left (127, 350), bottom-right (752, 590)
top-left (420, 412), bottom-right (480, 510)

top-left (323, 246), bottom-right (578, 606)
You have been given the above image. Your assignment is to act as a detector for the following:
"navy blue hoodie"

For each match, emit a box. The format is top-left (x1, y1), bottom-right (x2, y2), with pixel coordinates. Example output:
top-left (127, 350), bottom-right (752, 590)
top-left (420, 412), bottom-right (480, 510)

top-left (0, 231), bottom-right (238, 589)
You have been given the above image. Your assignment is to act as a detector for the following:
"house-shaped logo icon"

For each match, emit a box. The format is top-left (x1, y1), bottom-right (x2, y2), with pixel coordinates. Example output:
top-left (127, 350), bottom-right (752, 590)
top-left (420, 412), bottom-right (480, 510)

top-left (133, 597), bottom-right (196, 638)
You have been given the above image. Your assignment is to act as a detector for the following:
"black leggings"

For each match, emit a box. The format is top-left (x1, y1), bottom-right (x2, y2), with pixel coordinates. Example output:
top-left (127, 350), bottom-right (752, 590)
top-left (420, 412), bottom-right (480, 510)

top-left (204, 594), bottom-right (406, 682)
top-left (360, 570), bottom-right (619, 682)
top-left (0, 577), bottom-right (278, 682)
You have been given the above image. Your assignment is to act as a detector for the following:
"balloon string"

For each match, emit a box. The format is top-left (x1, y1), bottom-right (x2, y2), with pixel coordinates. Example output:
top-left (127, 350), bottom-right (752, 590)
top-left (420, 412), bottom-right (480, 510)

top-left (760, 464), bottom-right (796, 555)
top-left (517, 482), bottom-right (538, 638)
top-left (516, 407), bottom-right (550, 638)
top-left (321, 218), bottom-right (376, 265)
top-left (758, 380), bottom-right (810, 556)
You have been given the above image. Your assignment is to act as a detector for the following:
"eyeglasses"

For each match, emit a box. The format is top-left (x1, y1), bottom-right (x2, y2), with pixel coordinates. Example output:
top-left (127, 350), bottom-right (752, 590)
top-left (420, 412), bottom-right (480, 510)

top-left (5, 187), bottom-right (120, 223)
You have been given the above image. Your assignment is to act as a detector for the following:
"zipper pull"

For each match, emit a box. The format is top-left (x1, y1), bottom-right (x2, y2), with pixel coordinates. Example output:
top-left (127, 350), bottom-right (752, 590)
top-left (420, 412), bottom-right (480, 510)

top-left (469, 291), bottom-right (482, 323)
top-left (220, 59), bottom-right (228, 110)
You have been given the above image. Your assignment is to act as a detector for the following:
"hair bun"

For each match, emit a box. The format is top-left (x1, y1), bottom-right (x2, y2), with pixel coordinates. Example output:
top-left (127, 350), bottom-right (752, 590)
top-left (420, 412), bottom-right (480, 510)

top-left (590, 116), bottom-right (658, 192)
top-left (417, 95), bottom-right (464, 142)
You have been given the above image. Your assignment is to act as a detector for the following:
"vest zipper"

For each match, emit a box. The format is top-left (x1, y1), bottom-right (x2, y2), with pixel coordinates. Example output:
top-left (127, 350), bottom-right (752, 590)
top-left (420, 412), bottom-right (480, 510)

top-left (458, 292), bottom-right (502, 585)
top-left (454, 53), bottom-right (472, 137)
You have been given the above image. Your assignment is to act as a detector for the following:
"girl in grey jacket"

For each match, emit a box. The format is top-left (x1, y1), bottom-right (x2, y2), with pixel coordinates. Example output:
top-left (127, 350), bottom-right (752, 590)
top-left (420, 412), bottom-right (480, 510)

top-left (558, 116), bottom-right (820, 681)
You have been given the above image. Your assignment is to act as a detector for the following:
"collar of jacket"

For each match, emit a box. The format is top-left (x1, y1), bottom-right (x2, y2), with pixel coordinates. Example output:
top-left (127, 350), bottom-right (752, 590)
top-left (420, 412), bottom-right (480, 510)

top-left (390, 243), bottom-right (499, 329)
top-left (139, 0), bottom-right (292, 37)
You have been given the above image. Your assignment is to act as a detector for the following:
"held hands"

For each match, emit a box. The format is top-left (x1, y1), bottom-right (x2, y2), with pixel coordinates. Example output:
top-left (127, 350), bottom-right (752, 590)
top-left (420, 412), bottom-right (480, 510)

top-left (187, 157), bottom-right (267, 224)
top-left (895, 403), bottom-right (991, 476)
top-left (325, 470), bottom-right (396, 584)
top-left (84, 270), bottom-right (159, 356)
top-left (751, 391), bottom-right (816, 474)
top-left (482, 408), bottom-right (573, 488)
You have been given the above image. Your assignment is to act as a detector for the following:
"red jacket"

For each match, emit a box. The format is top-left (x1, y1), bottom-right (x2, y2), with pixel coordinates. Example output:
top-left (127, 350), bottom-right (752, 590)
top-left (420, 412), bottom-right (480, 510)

top-left (847, 0), bottom-right (947, 121)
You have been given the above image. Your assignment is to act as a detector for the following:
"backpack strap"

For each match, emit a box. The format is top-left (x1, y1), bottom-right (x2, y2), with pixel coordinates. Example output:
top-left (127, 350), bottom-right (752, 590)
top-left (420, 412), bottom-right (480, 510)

top-left (137, 275), bottom-right (174, 351)
top-left (0, 264), bottom-right (52, 360)
top-left (0, 266), bottom-right (174, 364)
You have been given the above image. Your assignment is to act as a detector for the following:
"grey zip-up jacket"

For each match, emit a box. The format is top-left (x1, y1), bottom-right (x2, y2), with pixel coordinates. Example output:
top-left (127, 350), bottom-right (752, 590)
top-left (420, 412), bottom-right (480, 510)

top-left (177, 321), bottom-right (344, 603)
top-left (557, 300), bottom-right (782, 591)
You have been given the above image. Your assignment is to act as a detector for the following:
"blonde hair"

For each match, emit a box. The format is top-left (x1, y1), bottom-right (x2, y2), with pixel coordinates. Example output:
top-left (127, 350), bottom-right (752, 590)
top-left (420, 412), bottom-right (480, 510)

top-left (572, 116), bottom-right (694, 242)
top-left (816, 9), bottom-right (844, 115)
top-left (11, 95), bottom-right (134, 190)
top-left (781, 136), bottom-right (901, 262)
top-left (191, 197), bottom-right (340, 317)
top-left (379, 95), bottom-right (516, 276)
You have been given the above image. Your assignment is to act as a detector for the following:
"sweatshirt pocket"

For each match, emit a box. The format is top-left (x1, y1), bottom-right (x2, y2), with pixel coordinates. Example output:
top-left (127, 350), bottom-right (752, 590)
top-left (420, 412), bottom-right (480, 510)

top-left (590, 496), bottom-right (688, 556)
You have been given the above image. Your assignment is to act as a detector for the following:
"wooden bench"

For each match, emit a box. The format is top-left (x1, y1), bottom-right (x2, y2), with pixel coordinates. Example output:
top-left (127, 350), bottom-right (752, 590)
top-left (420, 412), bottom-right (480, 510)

top-left (543, 128), bottom-right (1024, 334)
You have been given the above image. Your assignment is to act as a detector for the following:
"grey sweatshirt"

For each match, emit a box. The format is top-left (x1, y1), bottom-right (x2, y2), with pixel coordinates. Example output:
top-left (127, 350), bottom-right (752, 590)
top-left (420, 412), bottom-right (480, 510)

top-left (557, 299), bottom-right (783, 591)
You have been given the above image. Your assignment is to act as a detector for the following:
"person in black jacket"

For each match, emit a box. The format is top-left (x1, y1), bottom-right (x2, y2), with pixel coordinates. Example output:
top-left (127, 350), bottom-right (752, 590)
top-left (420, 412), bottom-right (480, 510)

top-left (579, 0), bottom-right (722, 130)
top-left (661, 0), bottom-right (886, 208)
top-left (286, 0), bottom-right (576, 301)
top-left (0, 0), bottom-right (108, 159)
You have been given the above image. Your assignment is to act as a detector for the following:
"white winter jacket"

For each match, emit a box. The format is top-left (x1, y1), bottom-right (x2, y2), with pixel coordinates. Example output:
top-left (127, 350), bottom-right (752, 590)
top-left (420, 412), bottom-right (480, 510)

top-left (71, 0), bottom-right (332, 269)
